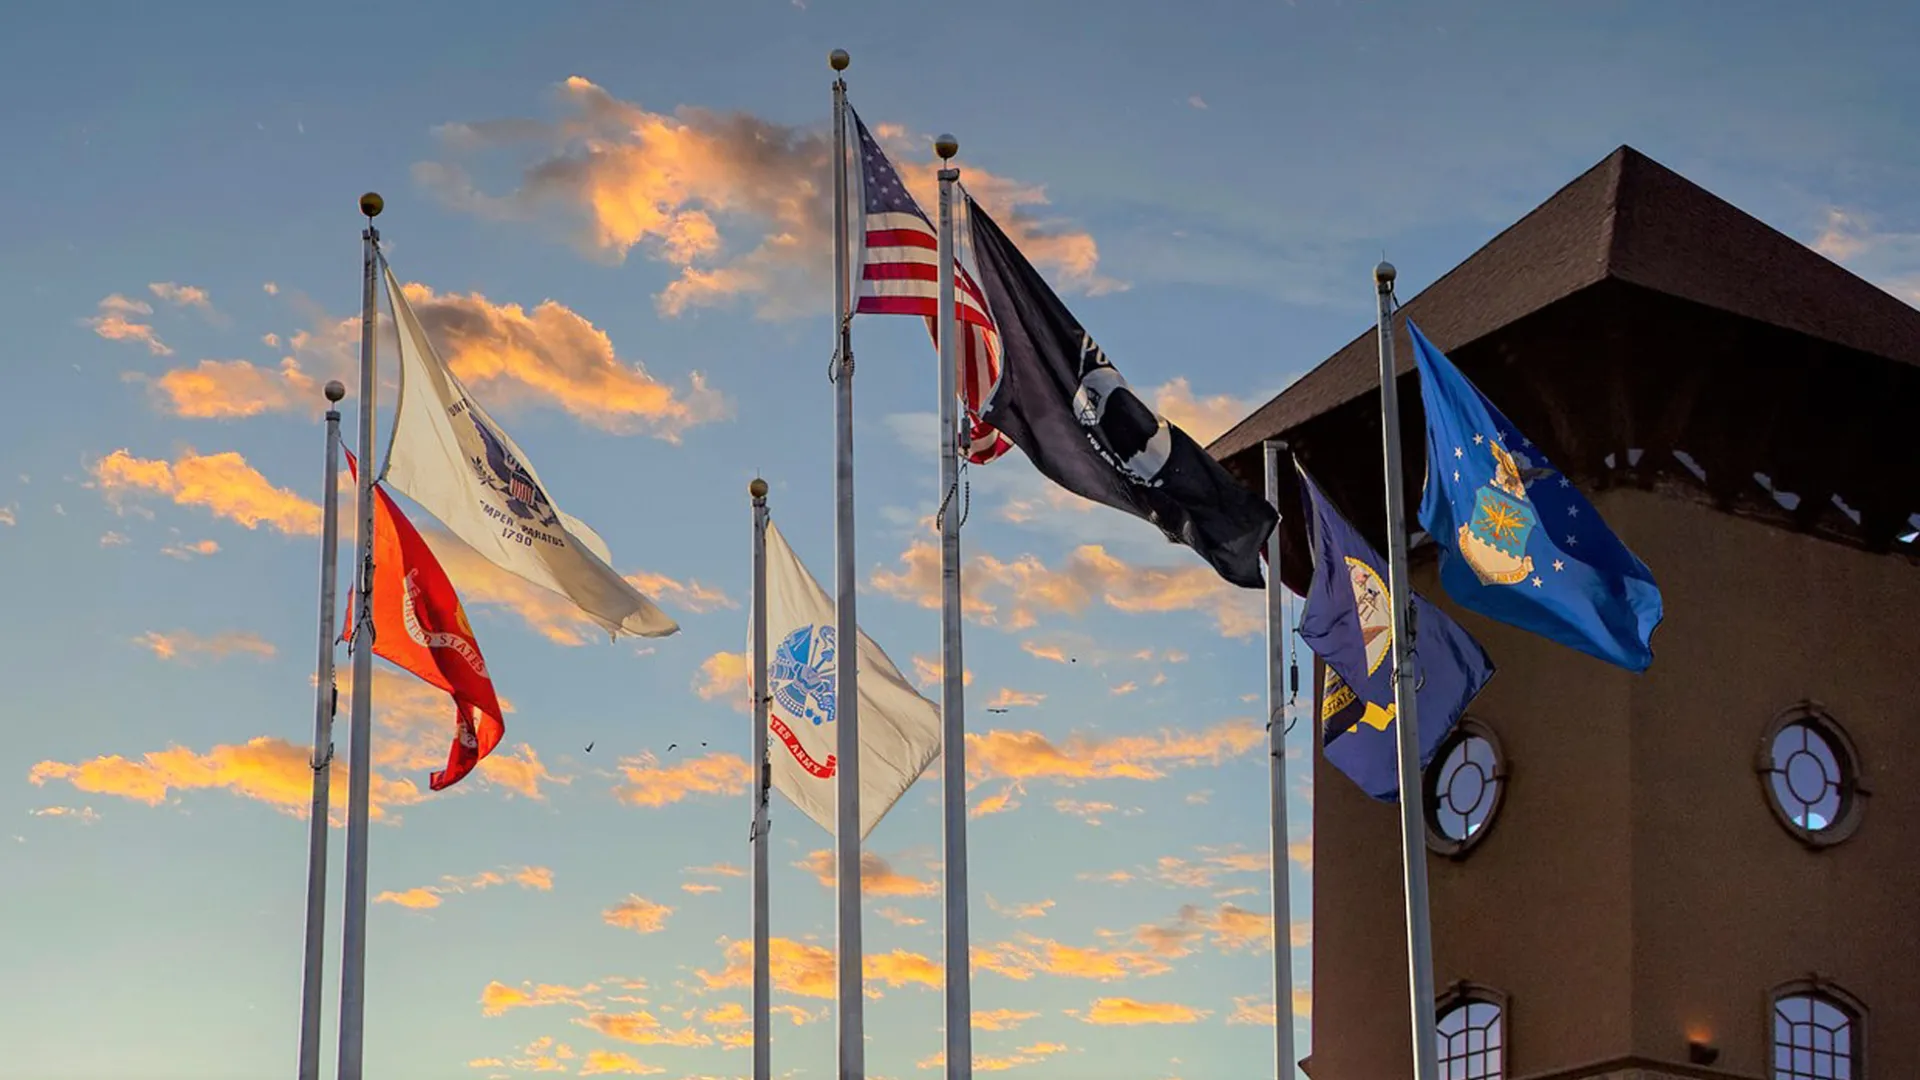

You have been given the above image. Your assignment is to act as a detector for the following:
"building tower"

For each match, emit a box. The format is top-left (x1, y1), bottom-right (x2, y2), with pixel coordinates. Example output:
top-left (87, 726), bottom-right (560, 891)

top-left (1212, 146), bottom-right (1920, 1080)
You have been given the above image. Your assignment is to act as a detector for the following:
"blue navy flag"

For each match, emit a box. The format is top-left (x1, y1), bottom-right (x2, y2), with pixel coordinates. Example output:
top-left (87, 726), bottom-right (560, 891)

top-left (963, 192), bottom-right (1276, 588)
top-left (1297, 462), bottom-right (1494, 801)
top-left (1408, 320), bottom-right (1664, 672)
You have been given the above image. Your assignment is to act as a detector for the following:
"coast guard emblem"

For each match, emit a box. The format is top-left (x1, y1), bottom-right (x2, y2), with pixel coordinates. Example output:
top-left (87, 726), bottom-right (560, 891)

top-left (1459, 440), bottom-right (1538, 586)
top-left (469, 411), bottom-right (560, 528)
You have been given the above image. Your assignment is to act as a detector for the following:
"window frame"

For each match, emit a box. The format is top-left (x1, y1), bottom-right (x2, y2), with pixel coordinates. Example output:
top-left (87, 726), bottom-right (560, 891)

top-left (1423, 716), bottom-right (1509, 858)
top-left (1434, 981), bottom-right (1509, 1080)
top-left (1767, 977), bottom-right (1868, 1080)
top-left (1755, 702), bottom-right (1869, 849)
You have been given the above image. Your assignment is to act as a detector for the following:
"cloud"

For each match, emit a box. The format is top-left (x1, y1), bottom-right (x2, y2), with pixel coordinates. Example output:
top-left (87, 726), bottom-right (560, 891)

top-left (876, 906), bottom-right (926, 927)
top-left (685, 862), bottom-right (745, 878)
top-left (697, 937), bottom-right (940, 1000)
top-left (986, 688), bottom-right (1045, 711)
top-left (574, 1012), bottom-right (712, 1048)
top-left (375, 865), bottom-right (554, 910)
top-left (375, 887), bottom-right (444, 910)
top-left (263, 282), bottom-right (280, 295)
top-left (972, 1008), bottom-right (1041, 1033)
top-left (967, 721), bottom-right (1262, 787)
top-left (918, 1042), bottom-right (1068, 1072)
top-left (910, 654), bottom-right (974, 688)
top-left (603, 895), bottom-right (673, 934)
top-left (1810, 206), bottom-right (1920, 305)
top-left (1229, 989), bottom-right (1312, 1025)
top-left (133, 629), bottom-right (275, 663)
top-left (796, 850), bottom-right (937, 897)
top-left (872, 541), bottom-right (1262, 638)
top-left (92, 449), bottom-right (320, 535)
top-left (149, 282), bottom-right (213, 311)
top-left (692, 651), bottom-right (750, 706)
top-left (1151, 849), bottom-right (1273, 890)
top-left (28, 806), bottom-right (100, 824)
top-left (973, 936), bottom-right (1172, 983)
top-left (1150, 377), bottom-right (1260, 446)
top-left (1071, 997), bottom-right (1207, 1025)
top-left (970, 785), bottom-right (1022, 819)
top-left (1053, 798), bottom-right (1123, 825)
top-left (476, 745), bottom-right (567, 800)
top-left (416, 76), bottom-right (1118, 321)
top-left (28, 737), bottom-right (422, 822)
top-left (85, 294), bottom-right (170, 355)
top-left (1109, 682), bottom-right (1138, 697)
top-left (99, 530), bottom-right (128, 547)
top-left (613, 751), bottom-right (751, 808)
top-left (682, 882), bottom-right (721, 895)
top-left (141, 358), bottom-right (321, 419)
top-left (1020, 640), bottom-right (1070, 664)
top-left (1129, 903), bottom-right (1274, 958)
top-left (985, 896), bottom-right (1054, 921)
top-left (394, 280), bottom-right (727, 438)
top-left (480, 980), bottom-right (596, 1017)
top-left (579, 1050), bottom-right (664, 1076)
top-left (161, 539), bottom-right (220, 559)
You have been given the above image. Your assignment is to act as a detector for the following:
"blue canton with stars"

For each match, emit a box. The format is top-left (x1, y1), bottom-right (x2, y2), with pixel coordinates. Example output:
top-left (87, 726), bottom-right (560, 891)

top-left (852, 109), bottom-right (929, 220)
top-left (1410, 319), bottom-right (1665, 672)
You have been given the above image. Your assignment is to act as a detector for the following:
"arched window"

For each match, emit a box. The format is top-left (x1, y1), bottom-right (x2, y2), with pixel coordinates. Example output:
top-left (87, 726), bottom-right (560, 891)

top-left (1771, 980), bottom-right (1865, 1080)
top-left (1757, 704), bottom-right (1867, 848)
top-left (1435, 983), bottom-right (1506, 1080)
top-left (1424, 717), bottom-right (1507, 857)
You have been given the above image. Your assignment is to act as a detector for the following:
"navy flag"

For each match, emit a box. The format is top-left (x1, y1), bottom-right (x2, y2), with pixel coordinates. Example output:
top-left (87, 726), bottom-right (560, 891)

top-left (1409, 320), bottom-right (1664, 672)
top-left (961, 192), bottom-right (1276, 588)
top-left (1297, 462), bottom-right (1494, 801)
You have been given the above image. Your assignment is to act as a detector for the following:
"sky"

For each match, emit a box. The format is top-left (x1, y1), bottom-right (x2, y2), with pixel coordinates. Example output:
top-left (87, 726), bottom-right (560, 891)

top-left (1, 3), bottom-right (1917, 1079)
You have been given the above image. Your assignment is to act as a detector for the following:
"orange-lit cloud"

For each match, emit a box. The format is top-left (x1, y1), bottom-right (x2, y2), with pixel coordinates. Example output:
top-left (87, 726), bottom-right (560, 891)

top-left (682, 882), bottom-right (721, 895)
top-left (910, 654), bottom-right (974, 689)
top-left (697, 937), bottom-right (940, 1000)
top-left (417, 77), bottom-right (1118, 322)
top-left (613, 751), bottom-right (751, 808)
top-left (970, 784), bottom-right (1022, 819)
top-left (1151, 849), bottom-right (1272, 890)
top-left (1128, 903), bottom-right (1274, 957)
top-left (150, 282), bottom-right (213, 310)
top-left (479, 980), bottom-right (596, 1016)
top-left (28, 736), bottom-right (422, 822)
top-left (917, 1041), bottom-right (1068, 1072)
top-left (692, 651), bottom-right (750, 707)
top-left (574, 1011), bottom-right (712, 1048)
top-left (972, 1008), bottom-right (1041, 1032)
top-left (986, 688), bottom-right (1045, 710)
top-left (395, 280), bottom-right (726, 439)
top-left (93, 449), bottom-right (320, 535)
top-left (872, 541), bottom-right (1261, 638)
top-left (797, 849), bottom-right (937, 897)
top-left (85, 294), bottom-right (170, 355)
top-left (877, 906), bottom-right (926, 927)
top-left (986, 896), bottom-right (1055, 920)
top-left (1229, 989), bottom-right (1312, 1025)
top-left (375, 887), bottom-right (445, 910)
top-left (28, 806), bottom-right (100, 824)
top-left (603, 895), bottom-right (673, 934)
top-left (686, 862), bottom-right (744, 877)
top-left (1071, 997), bottom-right (1207, 1025)
top-left (1021, 640), bottom-right (1071, 664)
top-left (132, 629), bottom-right (276, 663)
top-left (973, 936), bottom-right (1171, 983)
top-left (967, 721), bottom-right (1262, 787)
top-left (141, 358), bottom-right (320, 419)
top-left (1150, 378), bottom-right (1261, 446)
top-left (1052, 798), bottom-right (1124, 825)
top-left (161, 538), bottom-right (220, 559)
top-left (376, 865), bottom-right (554, 910)
top-left (579, 1049), bottom-right (664, 1076)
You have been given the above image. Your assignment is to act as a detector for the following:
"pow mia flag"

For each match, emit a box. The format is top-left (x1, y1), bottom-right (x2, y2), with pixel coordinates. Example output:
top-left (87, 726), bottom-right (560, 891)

top-left (961, 192), bottom-right (1276, 587)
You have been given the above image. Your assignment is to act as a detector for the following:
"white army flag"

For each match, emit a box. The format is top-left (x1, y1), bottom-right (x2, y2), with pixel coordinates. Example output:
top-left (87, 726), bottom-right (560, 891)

top-left (379, 261), bottom-right (677, 638)
top-left (757, 521), bottom-right (940, 839)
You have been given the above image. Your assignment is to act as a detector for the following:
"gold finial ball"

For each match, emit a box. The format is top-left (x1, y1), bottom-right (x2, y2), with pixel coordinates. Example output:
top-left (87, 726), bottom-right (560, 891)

top-left (324, 380), bottom-right (347, 403)
top-left (1374, 260), bottom-right (1396, 285)
top-left (934, 134), bottom-right (959, 161)
top-left (749, 478), bottom-right (769, 499)
top-left (359, 192), bottom-right (384, 218)
top-left (829, 48), bottom-right (850, 71)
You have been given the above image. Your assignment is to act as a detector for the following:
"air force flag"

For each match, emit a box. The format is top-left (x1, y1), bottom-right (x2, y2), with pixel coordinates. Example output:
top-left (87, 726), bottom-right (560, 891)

top-left (1297, 463), bottom-right (1494, 801)
top-left (961, 192), bottom-right (1277, 589)
top-left (1409, 320), bottom-right (1663, 672)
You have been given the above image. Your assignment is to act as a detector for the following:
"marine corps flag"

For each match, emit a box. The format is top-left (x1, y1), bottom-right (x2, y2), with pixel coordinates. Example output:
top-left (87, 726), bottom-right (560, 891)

top-left (960, 192), bottom-right (1276, 588)
top-left (344, 452), bottom-right (504, 791)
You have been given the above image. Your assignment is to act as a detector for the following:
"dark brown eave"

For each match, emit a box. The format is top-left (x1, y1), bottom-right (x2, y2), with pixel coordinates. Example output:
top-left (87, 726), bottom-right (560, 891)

top-left (1207, 145), bottom-right (1920, 596)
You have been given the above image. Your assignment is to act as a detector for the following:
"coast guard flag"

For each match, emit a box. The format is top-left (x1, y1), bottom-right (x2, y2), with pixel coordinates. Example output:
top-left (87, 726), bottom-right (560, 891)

top-left (379, 261), bottom-right (677, 639)
top-left (1409, 320), bottom-right (1663, 672)
top-left (343, 452), bottom-right (504, 792)
top-left (755, 520), bottom-right (941, 839)
top-left (962, 191), bottom-right (1276, 588)
top-left (1297, 463), bottom-right (1494, 801)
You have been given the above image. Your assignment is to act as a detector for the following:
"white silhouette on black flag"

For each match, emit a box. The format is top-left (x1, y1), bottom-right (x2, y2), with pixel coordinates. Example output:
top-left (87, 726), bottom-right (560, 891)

top-left (960, 192), bottom-right (1276, 588)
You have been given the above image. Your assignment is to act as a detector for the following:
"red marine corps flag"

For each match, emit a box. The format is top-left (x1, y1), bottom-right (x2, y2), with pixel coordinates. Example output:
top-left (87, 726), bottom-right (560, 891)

top-left (345, 452), bottom-right (504, 791)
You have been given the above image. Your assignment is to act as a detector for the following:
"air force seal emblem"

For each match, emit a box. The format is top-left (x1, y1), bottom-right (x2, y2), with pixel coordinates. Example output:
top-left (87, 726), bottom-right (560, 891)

top-left (768, 624), bottom-right (838, 779)
top-left (1458, 441), bottom-right (1538, 586)
top-left (469, 410), bottom-right (561, 528)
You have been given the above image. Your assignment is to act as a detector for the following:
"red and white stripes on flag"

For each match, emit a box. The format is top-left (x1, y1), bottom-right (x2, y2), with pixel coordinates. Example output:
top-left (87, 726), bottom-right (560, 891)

top-left (846, 104), bottom-right (1012, 464)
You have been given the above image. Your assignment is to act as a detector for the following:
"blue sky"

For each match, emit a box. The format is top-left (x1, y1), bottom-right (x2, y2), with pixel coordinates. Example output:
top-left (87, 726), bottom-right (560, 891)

top-left (1, 3), bottom-right (1915, 1078)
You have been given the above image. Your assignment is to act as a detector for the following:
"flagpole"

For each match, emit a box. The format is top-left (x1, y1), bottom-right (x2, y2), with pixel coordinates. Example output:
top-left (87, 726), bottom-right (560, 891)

top-left (337, 193), bottom-right (384, 1080)
top-left (1261, 440), bottom-right (1297, 1080)
top-left (749, 478), bottom-right (773, 1080)
top-left (827, 48), bottom-right (866, 1080)
top-left (297, 380), bottom-right (347, 1080)
top-left (1373, 261), bottom-right (1440, 1080)
top-left (934, 135), bottom-right (973, 1080)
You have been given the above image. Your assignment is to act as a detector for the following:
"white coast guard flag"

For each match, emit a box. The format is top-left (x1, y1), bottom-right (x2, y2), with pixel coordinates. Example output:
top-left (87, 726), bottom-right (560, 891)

top-left (379, 262), bottom-right (677, 639)
top-left (757, 521), bottom-right (940, 839)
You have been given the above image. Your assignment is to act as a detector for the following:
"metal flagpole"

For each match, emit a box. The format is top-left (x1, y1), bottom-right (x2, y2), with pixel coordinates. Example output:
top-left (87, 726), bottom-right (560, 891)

top-left (1261, 441), bottom-right (1297, 1080)
top-left (934, 135), bottom-right (973, 1080)
top-left (336, 192), bottom-right (384, 1080)
top-left (1373, 261), bottom-right (1440, 1080)
top-left (827, 48), bottom-right (866, 1080)
top-left (749, 478), bottom-right (773, 1080)
top-left (297, 380), bottom-right (347, 1080)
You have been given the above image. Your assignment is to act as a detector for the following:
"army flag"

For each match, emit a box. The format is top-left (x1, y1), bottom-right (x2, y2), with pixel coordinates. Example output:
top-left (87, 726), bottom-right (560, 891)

top-left (378, 261), bottom-right (678, 640)
top-left (754, 520), bottom-right (940, 839)
top-left (961, 191), bottom-right (1277, 588)
top-left (1409, 320), bottom-right (1663, 672)
top-left (1296, 462), bottom-right (1494, 801)
top-left (344, 452), bottom-right (503, 791)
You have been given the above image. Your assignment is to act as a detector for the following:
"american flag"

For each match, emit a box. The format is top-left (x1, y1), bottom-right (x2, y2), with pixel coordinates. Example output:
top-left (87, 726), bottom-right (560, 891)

top-left (847, 104), bottom-right (1011, 464)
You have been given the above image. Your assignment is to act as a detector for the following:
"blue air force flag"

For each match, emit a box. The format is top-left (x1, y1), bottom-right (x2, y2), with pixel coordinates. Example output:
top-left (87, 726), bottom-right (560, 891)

top-left (1297, 463), bottom-right (1494, 801)
top-left (1408, 321), bottom-right (1663, 672)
